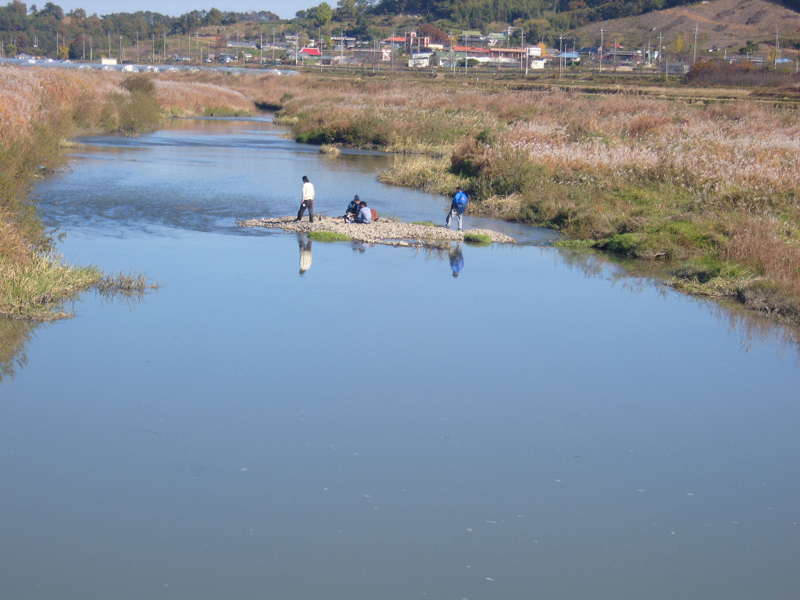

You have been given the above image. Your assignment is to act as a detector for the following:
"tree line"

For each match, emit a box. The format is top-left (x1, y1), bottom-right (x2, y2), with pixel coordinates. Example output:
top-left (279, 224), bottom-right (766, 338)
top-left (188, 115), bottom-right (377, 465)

top-left (0, 1), bottom-right (278, 57)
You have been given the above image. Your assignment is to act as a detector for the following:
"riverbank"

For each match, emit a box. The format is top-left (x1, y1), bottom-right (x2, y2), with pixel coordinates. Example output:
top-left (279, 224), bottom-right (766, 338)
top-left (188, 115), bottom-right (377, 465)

top-left (237, 216), bottom-right (515, 246)
top-left (190, 70), bottom-right (799, 325)
top-left (0, 67), bottom-right (254, 320)
top-left (4, 66), bottom-right (800, 324)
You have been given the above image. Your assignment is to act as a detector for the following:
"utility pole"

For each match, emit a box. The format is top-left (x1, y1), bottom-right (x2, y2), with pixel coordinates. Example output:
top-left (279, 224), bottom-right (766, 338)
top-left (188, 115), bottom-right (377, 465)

top-left (107, 32), bottom-right (110, 59)
top-left (599, 28), bottom-right (604, 73)
top-left (136, 30), bottom-right (139, 61)
top-left (659, 31), bottom-right (662, 75)
top-left (119, 35), bottom-right (122, 62)
top-left (391, 29), bottom-right (394, 71)
top-left (522, 28), bottom-right (526, 74)
top-left (260, 32), bottom-right (263, 66)
top-left (82, 33), bottom-right (85, 60)
top-left (775, 30), bottom-right (780, 70)
top-left (693, 23), bottom-right (699, 64)
top-left (272, 28), bottom-right (275, 65)
top-left (559, 33), bottom-right (563, 77)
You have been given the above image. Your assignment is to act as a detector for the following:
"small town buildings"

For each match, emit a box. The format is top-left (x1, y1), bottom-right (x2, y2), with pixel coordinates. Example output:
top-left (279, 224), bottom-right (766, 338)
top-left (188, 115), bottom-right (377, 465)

top-left (660, 61), bottom-right (690, 75)
top-left (405, 31), bottom-right (430, 53)
top-left (330, 35), bottom-right (356, 49)
top-left (352, 47), bottom-right (391, 62)
top-left (299, 47), bottom-right (322, 58)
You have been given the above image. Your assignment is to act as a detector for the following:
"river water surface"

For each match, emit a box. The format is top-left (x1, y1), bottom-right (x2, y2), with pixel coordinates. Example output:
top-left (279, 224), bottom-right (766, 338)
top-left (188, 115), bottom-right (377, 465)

top-left (2, 118), bottom-right (799, 600)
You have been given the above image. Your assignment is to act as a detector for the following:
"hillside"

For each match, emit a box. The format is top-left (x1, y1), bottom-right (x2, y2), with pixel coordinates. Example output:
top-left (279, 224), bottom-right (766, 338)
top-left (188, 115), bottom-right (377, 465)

top-left (571, 0), bottom-right (800, 54)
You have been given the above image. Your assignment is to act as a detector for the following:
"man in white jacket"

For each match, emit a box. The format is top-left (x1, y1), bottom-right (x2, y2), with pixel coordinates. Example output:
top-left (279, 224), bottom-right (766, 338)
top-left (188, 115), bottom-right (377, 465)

top-left (296, 175), bottom-right (315, 222)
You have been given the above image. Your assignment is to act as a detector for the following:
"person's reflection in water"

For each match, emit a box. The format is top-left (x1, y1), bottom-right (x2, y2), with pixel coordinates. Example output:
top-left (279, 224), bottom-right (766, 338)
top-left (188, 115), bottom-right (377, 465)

top-left (299, 237), bottom-right (312, 275)
top-left (449, 242), bottom-right (464, 278)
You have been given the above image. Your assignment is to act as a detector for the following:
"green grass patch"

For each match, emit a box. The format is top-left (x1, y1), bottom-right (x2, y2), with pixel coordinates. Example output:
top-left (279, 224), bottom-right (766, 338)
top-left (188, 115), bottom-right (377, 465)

top-left (307, 231), bottom-right (351, 242)
top-left (554, 239), bottom-right (598, 248)
top-left (670, 254), bottom-right (725, 283)
top-left (464, 233), bottom-right (492, 245)
top-left (0, 255), bottom-right (102, 321)
top-left (412, 221), bottom-right (437, 227)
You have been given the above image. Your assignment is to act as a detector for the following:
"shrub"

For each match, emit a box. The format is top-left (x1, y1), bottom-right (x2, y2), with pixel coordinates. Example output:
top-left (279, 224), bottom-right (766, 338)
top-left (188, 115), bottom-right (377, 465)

top-left (121, 74), bottom-right (155, 95)
top-left (307, 231), bottom-right (351, 242)
top-left (464, 232), bottom-right (491, 245)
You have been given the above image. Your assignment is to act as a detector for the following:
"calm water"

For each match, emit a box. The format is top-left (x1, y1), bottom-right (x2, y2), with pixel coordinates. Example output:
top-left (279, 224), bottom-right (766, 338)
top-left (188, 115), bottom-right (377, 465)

top-left (2, 118), bottom-right (799, 600)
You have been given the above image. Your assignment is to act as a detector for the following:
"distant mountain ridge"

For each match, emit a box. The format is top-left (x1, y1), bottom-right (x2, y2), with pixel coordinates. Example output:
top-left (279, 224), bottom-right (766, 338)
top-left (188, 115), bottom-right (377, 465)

top-left (568, 0), bottom-right (800, 52)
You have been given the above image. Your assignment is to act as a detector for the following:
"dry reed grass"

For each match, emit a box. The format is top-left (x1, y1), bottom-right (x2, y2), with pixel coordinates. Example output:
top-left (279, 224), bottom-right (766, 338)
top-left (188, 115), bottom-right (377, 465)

top-left (248, 75), bottom-right (800, 320)
top-left (0, 67), bottom-right (256, 320)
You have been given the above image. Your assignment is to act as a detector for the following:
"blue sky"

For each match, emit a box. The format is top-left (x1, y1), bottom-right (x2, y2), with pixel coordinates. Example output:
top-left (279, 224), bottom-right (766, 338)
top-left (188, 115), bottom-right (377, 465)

top-left (56, 1), bottom-right (311, 20)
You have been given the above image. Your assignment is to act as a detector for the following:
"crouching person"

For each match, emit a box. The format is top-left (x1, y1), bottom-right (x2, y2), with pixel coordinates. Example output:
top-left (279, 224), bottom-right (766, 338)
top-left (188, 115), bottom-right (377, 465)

top-left (344, 195), bottom-right (361, 223)
top-left (354, 201), bottom-right (372, 224)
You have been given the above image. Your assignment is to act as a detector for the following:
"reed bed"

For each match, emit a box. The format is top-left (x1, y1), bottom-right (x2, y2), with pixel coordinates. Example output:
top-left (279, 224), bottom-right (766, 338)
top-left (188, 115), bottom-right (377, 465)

top-left (0, 253), bottom-right (101, 320)
top-left (252, 74), bottom-right (800, 321)
top-left (0, 66), bottom-right (254, 320)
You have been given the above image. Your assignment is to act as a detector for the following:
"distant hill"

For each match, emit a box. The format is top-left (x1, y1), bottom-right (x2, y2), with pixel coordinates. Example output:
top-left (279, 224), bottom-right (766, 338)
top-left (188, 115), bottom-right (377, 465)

top-left (568, 0), bottom-right (800, 53)
top-left (367, 0), bottom-right (798, 57)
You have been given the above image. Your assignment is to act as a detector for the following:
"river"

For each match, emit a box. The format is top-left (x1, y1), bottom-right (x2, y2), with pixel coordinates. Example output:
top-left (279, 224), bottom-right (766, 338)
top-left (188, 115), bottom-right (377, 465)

top-left (1, 117), bottom-right (799, 600)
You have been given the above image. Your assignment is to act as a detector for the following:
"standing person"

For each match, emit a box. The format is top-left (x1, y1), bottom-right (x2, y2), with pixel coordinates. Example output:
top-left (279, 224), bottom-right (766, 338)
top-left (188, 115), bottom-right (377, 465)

top-left (296, 175), bottom-right (315, 223)
top-left (445, 186), bottom-right (468, 231)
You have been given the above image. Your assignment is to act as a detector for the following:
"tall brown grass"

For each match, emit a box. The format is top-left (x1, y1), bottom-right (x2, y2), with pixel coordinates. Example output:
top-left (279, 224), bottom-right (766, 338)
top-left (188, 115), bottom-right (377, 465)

top-left (0, 66), bottom-right (257, 320)
top-left (241, 73), bottom-right (800, 321)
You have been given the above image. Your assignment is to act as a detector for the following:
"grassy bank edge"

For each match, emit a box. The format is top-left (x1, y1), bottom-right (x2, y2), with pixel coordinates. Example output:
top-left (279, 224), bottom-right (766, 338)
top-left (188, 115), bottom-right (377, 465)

top-left (0, 72), bottom-right (193, 321)
top-left (267, 75), bottom-right (799, 326)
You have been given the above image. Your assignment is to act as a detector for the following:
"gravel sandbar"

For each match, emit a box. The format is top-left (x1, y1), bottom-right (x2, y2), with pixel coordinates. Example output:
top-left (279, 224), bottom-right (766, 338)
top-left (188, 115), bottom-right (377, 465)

top-left (237, 216), bottom-right (516, 246)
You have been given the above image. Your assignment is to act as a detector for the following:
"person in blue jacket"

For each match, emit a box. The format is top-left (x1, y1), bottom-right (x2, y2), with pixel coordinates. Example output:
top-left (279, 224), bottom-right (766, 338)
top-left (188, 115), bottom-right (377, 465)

top-left (445, 186), bottom-right (468, 231)
top-left (344, 195), bottom-right (361, 222)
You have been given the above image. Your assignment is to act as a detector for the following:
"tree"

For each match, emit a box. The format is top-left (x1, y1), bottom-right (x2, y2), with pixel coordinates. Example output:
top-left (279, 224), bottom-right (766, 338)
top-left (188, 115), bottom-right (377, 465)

top-left (206, 7), bottom-right (223, 26)
top-left (336, 0), bottom-right (356, 20)
top-left (313, 2), bottom-right (333, 28)
top-left (738, 40), bottom-right (759, 54)
top-left (41, 2), bottom-right (62, 19)
top-left (9, 0), bottom-right (26, 16)
top-left (419, 22), bottom-right (448, 44)
top-left (672, 33), bottom-right (683, 55)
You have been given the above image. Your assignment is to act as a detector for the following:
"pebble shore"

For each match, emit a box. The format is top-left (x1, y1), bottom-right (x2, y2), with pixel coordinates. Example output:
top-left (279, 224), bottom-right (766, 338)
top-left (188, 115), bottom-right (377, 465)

top-left (237, 216), bottom-right (516, 246)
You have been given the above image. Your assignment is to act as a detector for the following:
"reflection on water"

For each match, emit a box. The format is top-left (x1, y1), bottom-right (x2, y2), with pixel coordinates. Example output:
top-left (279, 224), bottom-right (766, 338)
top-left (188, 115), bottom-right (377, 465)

top-left (449, 242), bottom-right (464, 278)
top-left (0, 318), bottom-right (36, 382)
top-left (553, 247), bottom-right (800, 362)
top-left (298, 236), bottom-right (313, 275)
